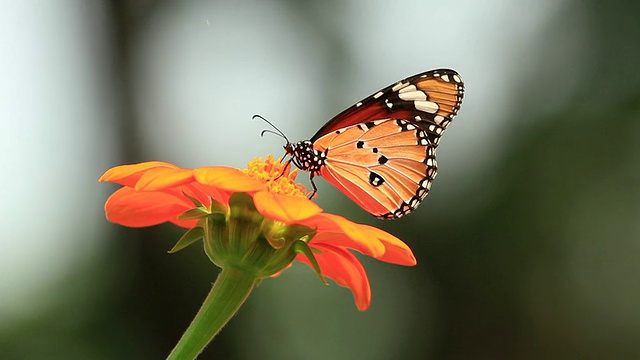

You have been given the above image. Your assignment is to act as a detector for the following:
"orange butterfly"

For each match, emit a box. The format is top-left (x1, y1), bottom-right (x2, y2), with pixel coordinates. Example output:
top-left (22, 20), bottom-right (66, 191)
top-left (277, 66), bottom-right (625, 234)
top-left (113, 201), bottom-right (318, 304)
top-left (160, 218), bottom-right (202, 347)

top-left (261, 69), bottom-right (464, 219)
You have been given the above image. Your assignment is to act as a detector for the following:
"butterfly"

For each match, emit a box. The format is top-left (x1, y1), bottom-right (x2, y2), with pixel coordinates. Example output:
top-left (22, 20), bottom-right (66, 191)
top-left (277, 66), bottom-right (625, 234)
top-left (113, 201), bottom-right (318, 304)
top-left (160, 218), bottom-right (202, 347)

top-left (257, 69), bottom-right (464, 219)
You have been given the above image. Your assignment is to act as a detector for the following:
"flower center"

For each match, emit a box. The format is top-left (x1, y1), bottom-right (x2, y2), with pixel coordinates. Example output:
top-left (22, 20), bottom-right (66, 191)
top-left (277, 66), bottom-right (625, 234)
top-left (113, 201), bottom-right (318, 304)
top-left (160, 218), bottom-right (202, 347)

top-left (244, 155), bottom-right (308, 197)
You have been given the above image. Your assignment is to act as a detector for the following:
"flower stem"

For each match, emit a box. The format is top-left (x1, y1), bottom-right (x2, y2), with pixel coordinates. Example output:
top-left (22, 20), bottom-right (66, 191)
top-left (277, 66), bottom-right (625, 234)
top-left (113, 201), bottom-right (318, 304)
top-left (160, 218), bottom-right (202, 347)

top-left (167, 267), bottom-right (257, 360)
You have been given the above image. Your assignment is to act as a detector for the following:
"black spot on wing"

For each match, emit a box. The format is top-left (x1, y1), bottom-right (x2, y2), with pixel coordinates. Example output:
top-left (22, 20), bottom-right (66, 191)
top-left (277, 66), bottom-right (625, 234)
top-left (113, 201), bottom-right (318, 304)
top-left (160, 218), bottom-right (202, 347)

top-left (368, 172), bottom-right (384, 187)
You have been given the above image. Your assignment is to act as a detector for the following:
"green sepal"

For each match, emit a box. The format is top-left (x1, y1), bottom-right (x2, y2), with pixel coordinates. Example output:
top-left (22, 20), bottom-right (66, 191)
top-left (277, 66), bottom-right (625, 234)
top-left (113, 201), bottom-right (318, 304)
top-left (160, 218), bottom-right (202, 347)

top-left (182, 192), bottom-right (204, 208)
top-left (208, 197), bottom-right (228, 214)
top-left (227, 193), bottom-right (264, 238)
top-left (263, 223), bottom-right (316, 250)
top-left (207, 212), bottom-right (227, 223)
top-left (178, 208), bottom-right (210, 220)
top-left (181, 192), bottom-right (227, 215)
top-left (293, 240), bottom-right (328, 285)
top-left (228, 192), bottom-right (257, 213)
top-left (266, 235), bottom-right (286, 249)
top-left (169, 226), bottom-right (205, 253)
top-left (284, 224), bottom-right (317, 244)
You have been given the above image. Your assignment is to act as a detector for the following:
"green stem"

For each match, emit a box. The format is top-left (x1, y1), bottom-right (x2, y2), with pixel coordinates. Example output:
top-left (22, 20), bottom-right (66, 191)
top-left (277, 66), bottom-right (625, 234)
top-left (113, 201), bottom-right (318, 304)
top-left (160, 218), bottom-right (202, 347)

top-left (167, 267), bottom-right (257, 360)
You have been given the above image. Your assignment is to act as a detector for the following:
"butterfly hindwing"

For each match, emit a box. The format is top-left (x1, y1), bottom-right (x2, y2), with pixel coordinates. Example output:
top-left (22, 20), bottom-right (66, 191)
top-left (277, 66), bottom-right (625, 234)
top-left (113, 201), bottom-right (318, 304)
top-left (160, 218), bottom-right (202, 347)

top-left (313, 119), bottom-right (437, 219)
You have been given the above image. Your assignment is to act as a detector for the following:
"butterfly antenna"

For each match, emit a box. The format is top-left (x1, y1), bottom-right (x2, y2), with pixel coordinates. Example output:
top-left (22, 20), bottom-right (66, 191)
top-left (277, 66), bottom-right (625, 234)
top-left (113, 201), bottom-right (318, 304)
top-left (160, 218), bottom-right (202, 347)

top-left (252, 114), bottom-right (290, 143)
top-left (260, 129), bottom-right (283, 138)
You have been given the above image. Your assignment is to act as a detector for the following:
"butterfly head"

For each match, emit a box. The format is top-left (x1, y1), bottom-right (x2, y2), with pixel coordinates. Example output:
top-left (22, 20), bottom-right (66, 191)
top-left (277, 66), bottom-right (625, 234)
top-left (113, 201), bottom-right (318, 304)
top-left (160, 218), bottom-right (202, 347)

top-left (283, 141), bottom-right (296, 157)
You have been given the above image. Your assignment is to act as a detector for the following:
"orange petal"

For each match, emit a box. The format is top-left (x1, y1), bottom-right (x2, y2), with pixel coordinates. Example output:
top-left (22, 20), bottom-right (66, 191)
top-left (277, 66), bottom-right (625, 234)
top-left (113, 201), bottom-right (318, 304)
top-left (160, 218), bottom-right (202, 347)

top-left (193, 184), bottom-right (231, 206)
top-left (296, 243), bottom-right (371, 311)
top-left (300, 213), bottom-right (385, 258)
top-left (360, 224), bottom-right (417, 266)
top-left (168, 218), bottom-right (199, 229)
top-left (99, 161), bottom-right (178, 187)
top-left (135, 167), bottom-right (195, 191)
top-left (193, 167), bottom-right (265, 192)
top-left (253, 191), bottom-right (322, 223)
top-left (104, 187), bottom-right (193, 228)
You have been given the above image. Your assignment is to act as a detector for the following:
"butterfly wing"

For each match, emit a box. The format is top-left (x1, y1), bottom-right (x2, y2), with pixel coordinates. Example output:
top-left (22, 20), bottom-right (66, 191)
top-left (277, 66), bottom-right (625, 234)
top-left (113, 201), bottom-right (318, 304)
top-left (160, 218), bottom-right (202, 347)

top-left (311, 69), bottom-right (464, 146)
top-left (311, 69), bottom-right (464, 219)
top-left (312, 119), bottom-right (435, 218)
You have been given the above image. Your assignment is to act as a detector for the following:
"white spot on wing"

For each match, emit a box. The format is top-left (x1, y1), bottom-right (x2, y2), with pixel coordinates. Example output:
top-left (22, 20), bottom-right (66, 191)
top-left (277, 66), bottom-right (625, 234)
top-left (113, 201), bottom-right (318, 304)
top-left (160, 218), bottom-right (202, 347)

top-left (398, 85), bottom-right (417, 93)
top-left (414, 100), bottom-right (439, 113)
top-left (433, 115), bottom-right (445, 124)
top-left (391, 82), bottom-right (407, 91)
top-left (453, 74), bottom-right (461, 83)
top-left (356, 101), bottom-right (363, 107)
top-left (385, 99), bottom-right (393, 109)
top-left (398, 91), bottom-right (427, 101)
top-left (441, 74), bottom-right (450, 82)
top-left (373, 91), bottom-right (384, 99)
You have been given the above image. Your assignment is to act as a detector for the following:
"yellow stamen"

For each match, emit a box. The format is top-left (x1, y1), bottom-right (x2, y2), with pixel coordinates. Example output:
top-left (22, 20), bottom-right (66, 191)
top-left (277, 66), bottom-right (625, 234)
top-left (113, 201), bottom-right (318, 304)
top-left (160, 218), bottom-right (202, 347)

top-left (244, 155), bottom-right (308, 197)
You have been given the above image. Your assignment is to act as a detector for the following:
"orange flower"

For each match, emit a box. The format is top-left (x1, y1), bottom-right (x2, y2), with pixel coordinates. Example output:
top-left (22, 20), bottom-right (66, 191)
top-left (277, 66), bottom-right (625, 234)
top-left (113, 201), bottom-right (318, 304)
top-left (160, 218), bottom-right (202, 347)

top-left (99, 156), bottom-right (416, 310)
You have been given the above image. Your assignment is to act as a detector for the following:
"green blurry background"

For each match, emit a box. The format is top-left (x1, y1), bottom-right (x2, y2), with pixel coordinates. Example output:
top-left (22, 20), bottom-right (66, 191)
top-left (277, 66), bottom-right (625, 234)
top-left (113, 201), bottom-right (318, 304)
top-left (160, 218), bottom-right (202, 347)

top-left (1, 1), bottom-right (639, 359)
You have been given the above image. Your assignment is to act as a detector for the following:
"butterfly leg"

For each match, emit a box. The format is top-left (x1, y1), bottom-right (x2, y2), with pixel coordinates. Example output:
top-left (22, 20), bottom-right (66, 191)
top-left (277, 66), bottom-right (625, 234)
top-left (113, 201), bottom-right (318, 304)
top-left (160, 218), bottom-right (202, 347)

top-left (275, 158), bottom-right (292, 180)
top-left (308, 174), bottom-right (318, 199)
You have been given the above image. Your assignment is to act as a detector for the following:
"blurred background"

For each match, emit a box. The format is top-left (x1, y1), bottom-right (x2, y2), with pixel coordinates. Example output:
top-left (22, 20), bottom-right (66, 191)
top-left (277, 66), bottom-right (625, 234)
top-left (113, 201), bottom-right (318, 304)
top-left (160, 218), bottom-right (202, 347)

top-left (1, 0), bottom-right (639, 359)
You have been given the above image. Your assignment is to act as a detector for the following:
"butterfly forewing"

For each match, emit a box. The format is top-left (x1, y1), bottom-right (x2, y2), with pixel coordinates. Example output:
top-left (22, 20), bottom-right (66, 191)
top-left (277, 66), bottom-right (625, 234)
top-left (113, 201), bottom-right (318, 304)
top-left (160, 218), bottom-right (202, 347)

top-left (287, 69), bottom-right (464, 219)
top-left (311, 69), bottom-right (464, 146)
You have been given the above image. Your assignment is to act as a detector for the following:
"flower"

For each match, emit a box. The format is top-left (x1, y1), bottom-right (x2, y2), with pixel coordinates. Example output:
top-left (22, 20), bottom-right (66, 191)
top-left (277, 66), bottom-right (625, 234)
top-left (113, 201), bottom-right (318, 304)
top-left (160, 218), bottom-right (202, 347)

top-left (99, 156), bottom-right (416, 311)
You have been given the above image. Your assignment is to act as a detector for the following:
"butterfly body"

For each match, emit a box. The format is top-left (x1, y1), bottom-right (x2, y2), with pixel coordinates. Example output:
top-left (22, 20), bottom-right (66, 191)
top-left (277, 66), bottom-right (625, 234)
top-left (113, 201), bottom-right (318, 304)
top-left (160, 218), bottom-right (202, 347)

top-left (284, 69), bottom-right (464, 219)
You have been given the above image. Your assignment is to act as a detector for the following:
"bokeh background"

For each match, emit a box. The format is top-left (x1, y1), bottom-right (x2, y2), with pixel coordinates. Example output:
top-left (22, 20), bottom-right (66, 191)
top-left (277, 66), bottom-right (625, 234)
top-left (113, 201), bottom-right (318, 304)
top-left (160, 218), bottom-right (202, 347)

top-left (1, 0), bottom-right (639, 359)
